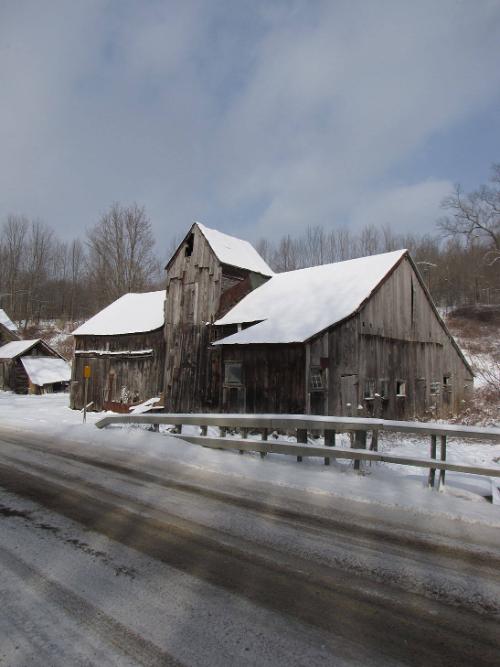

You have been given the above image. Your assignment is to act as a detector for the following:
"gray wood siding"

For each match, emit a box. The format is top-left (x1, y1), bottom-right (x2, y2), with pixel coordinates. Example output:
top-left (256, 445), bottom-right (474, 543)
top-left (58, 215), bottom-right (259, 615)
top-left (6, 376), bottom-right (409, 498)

top-left (70, 329), bottom-right (165, 411)
top-left (164, 225), bottom-right (270, 412)
top-left (317, 257), bottom-right (473, 419)
top-left (220, 344), bottom-right (306, 414)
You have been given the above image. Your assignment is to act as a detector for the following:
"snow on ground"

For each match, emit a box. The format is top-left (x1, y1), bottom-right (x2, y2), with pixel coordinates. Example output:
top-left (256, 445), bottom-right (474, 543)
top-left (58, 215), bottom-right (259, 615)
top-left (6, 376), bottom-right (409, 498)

top-left (1, 391), bottom-right (499, 529)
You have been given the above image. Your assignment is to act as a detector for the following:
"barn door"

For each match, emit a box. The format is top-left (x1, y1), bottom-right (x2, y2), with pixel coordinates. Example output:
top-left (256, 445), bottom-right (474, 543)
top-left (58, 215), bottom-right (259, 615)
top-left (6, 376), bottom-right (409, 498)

top-left (340, 374), bottom-right (358, 416)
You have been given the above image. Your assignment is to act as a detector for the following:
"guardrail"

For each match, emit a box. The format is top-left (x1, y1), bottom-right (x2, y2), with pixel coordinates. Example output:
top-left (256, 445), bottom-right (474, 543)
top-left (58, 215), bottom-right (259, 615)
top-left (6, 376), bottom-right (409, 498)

top-left (95, 412), bottom-right (500, 489)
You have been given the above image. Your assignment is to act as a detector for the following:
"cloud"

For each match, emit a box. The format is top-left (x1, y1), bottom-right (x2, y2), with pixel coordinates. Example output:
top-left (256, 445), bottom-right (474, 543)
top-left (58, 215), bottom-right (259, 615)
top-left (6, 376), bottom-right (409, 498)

top-left (0, 0), bottom-right (499, 248)
top-left (349, 180), bottom-right (453, 233)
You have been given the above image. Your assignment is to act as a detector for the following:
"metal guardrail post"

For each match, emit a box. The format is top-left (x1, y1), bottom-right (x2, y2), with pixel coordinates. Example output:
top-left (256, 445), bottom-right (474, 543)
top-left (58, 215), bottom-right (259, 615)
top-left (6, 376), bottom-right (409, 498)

top-left (353, 430), bottom-right (367, 470)
top-left (428, 435), bottom-right (437, 488)
top-left (260, 428), bottom-right (268, 458)
top-left (296, 428), bottom-right (307, 462)
top-left (324, 429), bottom-right (335, 466)
top-left (439, 436), bottom-right (447, 489)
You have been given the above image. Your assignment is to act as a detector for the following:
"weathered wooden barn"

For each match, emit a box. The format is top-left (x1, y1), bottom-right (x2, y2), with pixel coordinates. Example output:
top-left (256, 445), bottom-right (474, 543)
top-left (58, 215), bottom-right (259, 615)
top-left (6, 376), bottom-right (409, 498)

top-left (165, 225), bottom-right (473, 419)
top-left (164, 222), bottom-right (273, 411)
top-left (0, 308), bottom-right (20, 346)
top-left (70, 291), bottom-right (166, 411)
top-left (0, 339), bottom-right (70, 394)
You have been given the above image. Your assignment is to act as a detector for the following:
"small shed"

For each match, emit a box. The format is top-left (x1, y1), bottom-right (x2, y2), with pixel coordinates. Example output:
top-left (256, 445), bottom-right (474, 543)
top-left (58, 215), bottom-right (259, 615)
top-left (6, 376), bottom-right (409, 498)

top-left (0, 308), bottom-right (20, 346)
top-left (0, 339), bottom-right (70, 394)
top-left (70, 290), bottom-right (166, 412)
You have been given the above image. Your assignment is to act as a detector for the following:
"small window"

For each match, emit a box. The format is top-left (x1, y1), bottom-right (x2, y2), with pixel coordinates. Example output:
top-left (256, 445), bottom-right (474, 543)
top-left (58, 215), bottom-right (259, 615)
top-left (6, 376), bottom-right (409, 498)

top-left (364, 379), bottom-right (376, 399)
top-left (310, 367), bottom-right (324, 390)
top-left (443, 375), bottom-right (451, 390)
top-left (430, 380), bottom-right (440, 395)
top-left (184, 233), bottom-right (194, 257)
top-left (396, 380), bottom-right (406, 397)
top-left (224, 362), bottom-right (242, 386)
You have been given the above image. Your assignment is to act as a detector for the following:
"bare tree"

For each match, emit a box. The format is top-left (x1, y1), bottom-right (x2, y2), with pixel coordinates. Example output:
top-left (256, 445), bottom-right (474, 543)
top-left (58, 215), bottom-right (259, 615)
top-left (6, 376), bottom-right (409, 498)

top-left (439, 163), bottom-right (500, 265)
top-left (86, 202), bottom-right (159, 306)
top-left (1, 215), bottom-right (29, 317)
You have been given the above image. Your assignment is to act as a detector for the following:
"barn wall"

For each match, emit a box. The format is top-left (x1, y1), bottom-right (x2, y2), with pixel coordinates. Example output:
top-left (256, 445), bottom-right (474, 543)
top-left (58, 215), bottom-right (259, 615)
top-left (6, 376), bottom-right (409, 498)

top-left (219, 344), bottom-right (306, 414)
top-left (164, 225), bottom-right (270, 412)
top-left (320, 257), bottom-right (473, 419)
top-left (70, 329), bottom-right (165, 411)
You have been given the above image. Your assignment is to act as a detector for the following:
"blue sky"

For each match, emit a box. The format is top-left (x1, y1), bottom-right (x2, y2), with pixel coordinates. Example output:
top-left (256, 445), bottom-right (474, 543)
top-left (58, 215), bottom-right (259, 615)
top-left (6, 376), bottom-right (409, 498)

top-left (1, 0), bottom-right (499, 249)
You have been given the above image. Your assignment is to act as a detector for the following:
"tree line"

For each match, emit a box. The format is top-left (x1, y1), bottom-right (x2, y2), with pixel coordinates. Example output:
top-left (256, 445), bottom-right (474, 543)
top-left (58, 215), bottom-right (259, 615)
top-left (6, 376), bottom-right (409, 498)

top-left (0, 165), bottom-right (498, 330)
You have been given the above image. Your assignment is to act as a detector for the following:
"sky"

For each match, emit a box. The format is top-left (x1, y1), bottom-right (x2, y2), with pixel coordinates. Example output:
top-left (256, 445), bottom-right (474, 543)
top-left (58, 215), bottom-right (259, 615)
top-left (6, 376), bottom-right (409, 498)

top-left (1, 0), bottom-right (499, 250)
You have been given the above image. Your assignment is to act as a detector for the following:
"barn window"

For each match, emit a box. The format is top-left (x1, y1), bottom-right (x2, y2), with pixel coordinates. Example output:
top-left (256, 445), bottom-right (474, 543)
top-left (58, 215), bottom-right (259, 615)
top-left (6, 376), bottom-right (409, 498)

top-left (396, 380), bottom-right (406, 397)
top-left (185, 233), bottom-right (194, 257)
top-left (224, 362), bottom-right (242, 386)
top-left (443, 375), bottom-right (451, 390)
top-left (430, 380), bottom-right (441, 395)
top-left (310, 367), bottom-right (323, 390)
top-left (363, 379), bottom-right (376, 399)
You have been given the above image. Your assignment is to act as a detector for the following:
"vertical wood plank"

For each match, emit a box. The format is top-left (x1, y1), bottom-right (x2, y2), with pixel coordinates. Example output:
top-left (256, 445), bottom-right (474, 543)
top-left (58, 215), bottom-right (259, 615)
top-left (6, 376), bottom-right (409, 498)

top-left (353, 430), bottom-right (367, 470)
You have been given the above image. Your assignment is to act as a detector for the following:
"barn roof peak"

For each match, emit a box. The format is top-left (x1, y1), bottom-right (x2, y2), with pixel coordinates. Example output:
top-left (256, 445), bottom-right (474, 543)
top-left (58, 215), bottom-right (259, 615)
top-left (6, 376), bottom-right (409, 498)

top-left (166, 222), bottom-right (273, 277)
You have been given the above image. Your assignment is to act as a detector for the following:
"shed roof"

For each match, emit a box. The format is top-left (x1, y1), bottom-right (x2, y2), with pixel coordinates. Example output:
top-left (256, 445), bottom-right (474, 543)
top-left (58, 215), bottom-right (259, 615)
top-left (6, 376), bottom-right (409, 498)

top-left (0, 309), bottom-right (18, 332)
top-left (0, 339), bottom-right (42, 359)
top-left (72, 290), bottom-right (165, 336)
top-left (214, 250), bottom-right (407, 344)
top-left (21, 357), bottom-right (71, 386)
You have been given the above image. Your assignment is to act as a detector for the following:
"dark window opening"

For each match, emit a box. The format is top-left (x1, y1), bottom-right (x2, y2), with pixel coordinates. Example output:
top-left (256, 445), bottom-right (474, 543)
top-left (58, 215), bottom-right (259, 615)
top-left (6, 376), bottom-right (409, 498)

top-left (224, 362), bottom-right (243, 386)
top-left (185, 233), bottom-right (194, 257)
top-left (396, 380), bottom-right (406, 397)
top-left (443, 375), bottom-right (451, 389)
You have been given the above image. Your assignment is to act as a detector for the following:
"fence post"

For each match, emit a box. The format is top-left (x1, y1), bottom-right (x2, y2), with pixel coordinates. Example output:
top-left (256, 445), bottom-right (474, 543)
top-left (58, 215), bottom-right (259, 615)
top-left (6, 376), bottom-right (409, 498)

top-left (296, 428), bottom-right (307, 462)
top-left (370, 429), bottom-right (379, 452)
top-left (353, 430), bottom-right (367, 470)
top-left (219, 426), bottom-right (226, 438)
top-left (324, 429), bottom-right (335, 466)
top-left (428, 435), bottom-right (437, 488)
top-left (439, 435), bottom-right (447, 489)
top-left (200, 425), bottom-right (207, 436)
top-left (239, 427), bottom-right (248, 454)
top-left (260, 428), bottom-right (268, 458)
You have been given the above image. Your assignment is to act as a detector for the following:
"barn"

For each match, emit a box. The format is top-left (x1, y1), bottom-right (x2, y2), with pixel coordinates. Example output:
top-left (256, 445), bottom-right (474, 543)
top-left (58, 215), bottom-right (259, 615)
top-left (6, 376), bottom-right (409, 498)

top-left (70, 290), bottom-right (166, 412)
top-left (0, 339), bottom-right (71, 394)
top-left (0, 308), bottom-right (20, 346)
top-left (164, 222), bottom-right (273, 412)
top-left (165, 224), bottom-right (473, 419)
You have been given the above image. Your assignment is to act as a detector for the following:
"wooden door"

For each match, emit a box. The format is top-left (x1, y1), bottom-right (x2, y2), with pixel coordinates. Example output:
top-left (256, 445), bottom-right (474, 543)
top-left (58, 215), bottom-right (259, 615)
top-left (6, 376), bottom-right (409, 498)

top-left (340, 374), bottom-right (358, 416)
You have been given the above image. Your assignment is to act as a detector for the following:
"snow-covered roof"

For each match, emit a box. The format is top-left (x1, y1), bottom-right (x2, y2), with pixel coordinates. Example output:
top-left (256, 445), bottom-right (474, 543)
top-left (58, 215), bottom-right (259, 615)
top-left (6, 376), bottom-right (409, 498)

top-left (21, 357), bottom-right (71, 386)
top-left (0, 339), bottom-right (41, 359)
top-left (73, 291), bottom-right (165, 336)
top-left (0, 308), bottom-right (17, 332)
top-left (214, 250), bottom-right (407, 344)
top-left (196, 223), bottom-right (273, 276)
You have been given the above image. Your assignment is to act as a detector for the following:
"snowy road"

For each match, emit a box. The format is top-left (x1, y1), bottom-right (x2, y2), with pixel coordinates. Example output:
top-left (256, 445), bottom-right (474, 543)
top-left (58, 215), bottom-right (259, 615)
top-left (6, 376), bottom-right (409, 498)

top-left (0, 426), bottom-right (500, 666)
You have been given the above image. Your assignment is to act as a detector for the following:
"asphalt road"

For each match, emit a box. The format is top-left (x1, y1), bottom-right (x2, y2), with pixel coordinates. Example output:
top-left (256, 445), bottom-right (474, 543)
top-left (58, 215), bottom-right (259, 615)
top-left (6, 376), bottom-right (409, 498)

top-left (0, 427), bottom-right (499, 666)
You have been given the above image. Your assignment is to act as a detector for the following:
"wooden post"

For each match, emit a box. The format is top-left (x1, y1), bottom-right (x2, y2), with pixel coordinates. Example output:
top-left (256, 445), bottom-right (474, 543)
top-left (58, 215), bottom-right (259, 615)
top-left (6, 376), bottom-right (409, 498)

top-left (428, 435), bottom-right (437, 488)
top-left (353, 430), bottom-right (367, 471)
top-left (370, 429), bottom-right (379, 452)
top-left (219, 426), bottom-right (226, 437)
top-left (296, 428), bottom-right (307, 462)
top-left (439, 435), bottom-right (447, 488)
top-left (260, 428), bottom-right (268, 458)
top-left (200, 425), bottom-right (208, 436)
top-left (324, 429), bottom-right (335, 466)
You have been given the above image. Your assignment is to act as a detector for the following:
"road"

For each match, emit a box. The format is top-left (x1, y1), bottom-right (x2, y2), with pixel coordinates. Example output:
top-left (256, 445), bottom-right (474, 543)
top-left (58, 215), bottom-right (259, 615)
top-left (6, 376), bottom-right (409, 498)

top-left (0, 425), bottom-right (499, 666)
